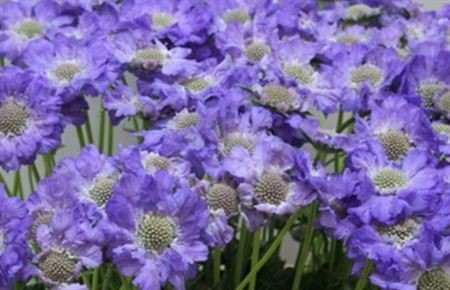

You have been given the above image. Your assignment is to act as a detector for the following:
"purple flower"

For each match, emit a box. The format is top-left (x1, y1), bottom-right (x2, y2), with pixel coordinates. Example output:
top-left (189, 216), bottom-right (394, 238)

top-left (0, 1), bottom-right (72, 60)
top-left (23, 36), bottom-right (110, 100)
top-left (106, 171), bottom-right (209, 290)
top-left (0, 185), bottom-right (33, 289)
top-left (352, 97), bottom-right (437, 161)
top-left (348, 147), bottom-right (442, 223)
top-left (33, 208), bottom-right (103, 289)
top-left (0, 67), bottom-right (63, 171)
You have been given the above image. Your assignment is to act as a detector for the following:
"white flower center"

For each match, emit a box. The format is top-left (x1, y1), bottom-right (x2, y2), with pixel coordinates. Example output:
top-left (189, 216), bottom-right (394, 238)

top-left (137, 215), bottom-right (176, 253)
top-left (350, 64), bottom-right (383, 87)
top-left (244, 42), bottom-right (270, 63)
top-left (255, 171), bottom-right (289, 205)
top-left (39, 250), bottom-right (77, 283)
top-left (206, 184), bottom-right (239, 215)
top-left (0, 100), bottom-right (29, 137)
top-left (379, 130), bottom-right (410, 161)
top-left (52, 62), bottom-right (82, 83)
top-left (15, 19), bottom-right (43, 39)
top-left (372, 169), bottom-right (408, 195)
top-left (418, 268), bottom-right (450, 290)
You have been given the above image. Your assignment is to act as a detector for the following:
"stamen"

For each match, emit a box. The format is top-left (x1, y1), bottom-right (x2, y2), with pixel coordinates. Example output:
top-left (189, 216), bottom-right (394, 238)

top-left (38, 250), bottom-right (77, 283)
top-left (377, 219), bottom-right (419, 248)
top-left (206, 184), bottom-right (239, 215)
top-left (89, 177), bottom-right (115, 207)
top-left (284, 65), bottom-right (314, 86)
top-left (52, 63), bottom-right (82, 83)
top-left (15, 19), bottom-right (43, 39)
top-left (350, 64), bottom-right (383, 86)
top-left (255, 171), bottom-right (289, 205)
top-left (0, 100), bottom-right (29, 137)
top-left (152, 13), bottom-right (175, 30)
top-left (244, 42), bottom-right (270, 63)
top-left (379, 130), bottom-right (410, 161)
top-left (418, 268), bottom-right (450, 290)
top-left (137, 215), bottom-right (176, 253)
top-left (372, 169), bottom-right (408, 195)
top-left (225, 10), bottom-right (251, 23)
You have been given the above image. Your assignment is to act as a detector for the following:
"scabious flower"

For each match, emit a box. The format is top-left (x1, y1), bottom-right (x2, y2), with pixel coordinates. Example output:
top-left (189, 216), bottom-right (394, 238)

top-left (348, 146), bottom-right (442, 224)
top-left (0, 67), bottom-right (62, 171)
top-left (106, 171), bottom-right (209, 290)
top-left (324, 46), bottom-right (405, 112)
top-left (194, 180), bottom-right (237, 248)
top-left (224, 135), bottom-right (319, 229)
top-left (118, 0), bottom-right (214, 45)
top-left (115, 145), bottom-right (192, 182)
top-left (23, 36), bottom-right (110, 100)
top-left (0, 1), bottom-right (72, 60)
top-left (33, 208), bottom-right (103, 290)
top-left (0, 185), bottom-right (33, 289)
top-left (352, 97), bottom-right (437, 161)
top-left (107, 28), bottom-right (198, 77)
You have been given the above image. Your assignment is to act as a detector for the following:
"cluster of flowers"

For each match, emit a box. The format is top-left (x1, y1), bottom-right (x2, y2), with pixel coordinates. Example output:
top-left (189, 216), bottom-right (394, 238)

top-left (0, 0), bottom-right (449, 289)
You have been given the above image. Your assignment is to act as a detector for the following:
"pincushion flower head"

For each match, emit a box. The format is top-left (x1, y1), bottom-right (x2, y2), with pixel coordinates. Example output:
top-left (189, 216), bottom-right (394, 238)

top-left (118, 0), bottom-right (213, 45)
top-left (0, 185), bottom-right (33, 289)
top-left (225, 136), bottom-right (319, 227)
top-left (370, 236), bottom-right (450, 290)
top-left (402, 49), bottom-right (450, 109)
top-left (0, 67), bottom-right (62, 171)
top-left (54, 145), bottom-right (121, 211)
top-left (115, 145), bottom-right (192, 182)
top-left (0, 1), bottom-right (72, 60)
top-left (108, 28), bottom-right (198, 76)
top-left (325, 46), bottom-right (404, 112)
top-left (23, 35), bottom-right (110, 100)
top-left (33, 208), bottom-right (104, 290)
top-left (194, 179), bottom-right (238, 248)
top-left (348, 146), bottom-right (442, 224)
top-left (353, 97), bottom-right (437, 161)
top-left (106, 171), bottom-right (209, 290)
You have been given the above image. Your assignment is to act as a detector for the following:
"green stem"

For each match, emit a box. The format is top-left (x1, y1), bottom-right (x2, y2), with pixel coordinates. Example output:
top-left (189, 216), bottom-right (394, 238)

top-left (0, 170), bottom-right (11, 195)
top-left (355, 260), bottom-right (374, 290)
top-left (213, 249), bottom-right (221, 287)
top-left (85, 114), bottom-right (95, 145)
top-left (76, 126), bottom-right (86, 148)
top-left (329, 238), bottom-right (337, 272)
top-left (233, 222), bottom-right (248, 287)
top-left (13, 171), bottom-right (24, 199)
top-left (107, 120), bottom-right (114, 156)
top-left (291, 201), bottom-right (319, 290)
top-left (30, 163), bottom-right (41, 183)
top-left (236, 210), bottom-right (302, 290)
top-left (102, 266), bottom-right (113, 290)
top-left (249, 229), bottom-right (262, 290)
top-left (99, 109), bottom-right (106, 153)
top-left (28, 166), bottom-right (35, 192)
top-left (91, 268), bottom-right (100, 290)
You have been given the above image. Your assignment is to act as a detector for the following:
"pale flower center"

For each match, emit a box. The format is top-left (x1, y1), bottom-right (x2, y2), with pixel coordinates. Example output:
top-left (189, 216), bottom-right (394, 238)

top-left (39, 251), bottom-right (77, 283)
top-left (255, 171), bottom-right (289, 205)
top-left (137, 215), bottom-right (176, 253)
top-left (0, 100), bottom-right (29, 137)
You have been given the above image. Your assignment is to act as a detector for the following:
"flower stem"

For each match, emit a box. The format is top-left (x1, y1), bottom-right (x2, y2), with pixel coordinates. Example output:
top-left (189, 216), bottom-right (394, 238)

top-left (102, 266), bottom-right (113, 290)
top-left (91, 268), bottom-right (100, 290)
top-left (13, 170), bottom-right (24, 199)
top-left (76, 126), bottom-right (86, 148)
top-left (291, 201), bottom-right (319, 290)
top-left (236, 210), bottom-right (302, 290)
top-left (249, 229), bottom-right (262, 290)
top-left (85, 114), bottom-right (95, 144)
top-left (355, 260), bottom-right (374, 290)
top-left (213, 249), bottom-right (221, 287)
top-left (107, 119), bottom-right (114, 156)
top-left (99, 109), bottom-right (106, 153)
top-left (233, 222), bottom-right (248, 287)
top-left (0, 170), bottom-right (11, 195)
top-left (30, 163), bottom-right (41, 182)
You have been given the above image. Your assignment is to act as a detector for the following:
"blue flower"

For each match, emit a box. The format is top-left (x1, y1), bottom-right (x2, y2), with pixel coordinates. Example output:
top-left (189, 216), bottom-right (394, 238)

top-left (0, 67), bottom-right (63, 171)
